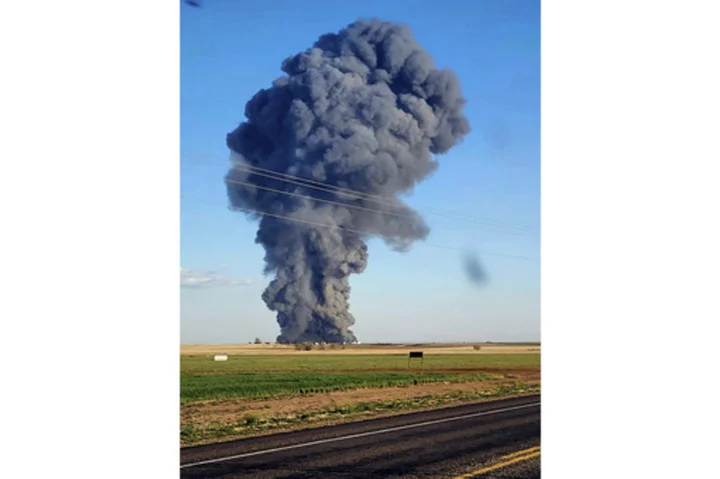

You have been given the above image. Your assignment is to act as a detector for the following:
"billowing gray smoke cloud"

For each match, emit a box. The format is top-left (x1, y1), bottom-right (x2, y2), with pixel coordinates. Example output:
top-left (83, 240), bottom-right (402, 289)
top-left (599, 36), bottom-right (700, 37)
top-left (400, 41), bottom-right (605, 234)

top-left (225, 19), bottom-right (470, 343)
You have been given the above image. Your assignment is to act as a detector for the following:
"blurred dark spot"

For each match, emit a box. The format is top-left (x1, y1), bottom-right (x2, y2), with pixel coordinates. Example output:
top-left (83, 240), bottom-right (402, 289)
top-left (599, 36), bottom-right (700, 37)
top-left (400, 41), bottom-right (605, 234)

top-left (463, 252), bottom-right (488, 287)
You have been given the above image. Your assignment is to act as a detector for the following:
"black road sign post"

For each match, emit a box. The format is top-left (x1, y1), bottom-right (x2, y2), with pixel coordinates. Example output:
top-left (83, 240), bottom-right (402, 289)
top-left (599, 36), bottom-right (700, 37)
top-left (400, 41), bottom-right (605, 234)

top-left (408, 351), bottom-right (424, 369)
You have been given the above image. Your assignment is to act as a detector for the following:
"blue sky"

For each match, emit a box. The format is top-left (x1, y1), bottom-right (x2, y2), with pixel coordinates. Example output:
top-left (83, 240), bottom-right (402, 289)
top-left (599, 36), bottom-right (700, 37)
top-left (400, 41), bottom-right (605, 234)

top-left (180, 0), bottom-right (540, 344)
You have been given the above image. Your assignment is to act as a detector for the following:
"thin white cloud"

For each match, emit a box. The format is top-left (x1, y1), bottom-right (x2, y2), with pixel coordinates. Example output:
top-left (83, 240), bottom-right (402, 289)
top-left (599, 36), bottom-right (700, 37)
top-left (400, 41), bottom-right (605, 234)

top-left (180, 267), bottom-right (255, 289)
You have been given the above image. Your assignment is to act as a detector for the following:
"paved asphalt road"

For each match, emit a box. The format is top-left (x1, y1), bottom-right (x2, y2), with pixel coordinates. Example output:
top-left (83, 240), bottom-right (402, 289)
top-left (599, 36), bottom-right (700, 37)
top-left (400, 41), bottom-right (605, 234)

top-left (181, 395), bottom-right (541, 478)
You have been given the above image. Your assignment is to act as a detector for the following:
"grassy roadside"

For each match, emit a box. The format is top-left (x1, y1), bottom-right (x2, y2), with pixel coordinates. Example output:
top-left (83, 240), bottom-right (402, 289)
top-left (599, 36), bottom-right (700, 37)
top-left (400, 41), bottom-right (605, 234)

top-left (180, 382), bottom-right (540, 447)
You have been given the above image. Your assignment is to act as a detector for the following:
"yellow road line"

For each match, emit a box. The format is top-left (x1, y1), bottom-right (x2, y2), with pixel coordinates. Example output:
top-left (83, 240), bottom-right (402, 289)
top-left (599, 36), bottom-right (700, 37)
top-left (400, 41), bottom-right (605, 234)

top-left (497, 446), bottom-right (540, 460)
top-left (452, 447), bottom-right (541, 478)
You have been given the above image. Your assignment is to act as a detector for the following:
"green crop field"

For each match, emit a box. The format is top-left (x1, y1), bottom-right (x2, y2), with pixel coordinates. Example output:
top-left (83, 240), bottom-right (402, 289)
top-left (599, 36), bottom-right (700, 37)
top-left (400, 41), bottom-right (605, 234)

top-left (180, 353), bottom-right (540, 375)
top-left (180, 354), bottom-right (539, 403)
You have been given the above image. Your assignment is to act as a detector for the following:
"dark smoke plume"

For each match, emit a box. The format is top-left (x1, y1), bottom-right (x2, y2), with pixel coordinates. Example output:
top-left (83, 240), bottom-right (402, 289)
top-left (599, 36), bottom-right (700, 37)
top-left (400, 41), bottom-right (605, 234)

top-left (225, 19), bottom-right (470, 343)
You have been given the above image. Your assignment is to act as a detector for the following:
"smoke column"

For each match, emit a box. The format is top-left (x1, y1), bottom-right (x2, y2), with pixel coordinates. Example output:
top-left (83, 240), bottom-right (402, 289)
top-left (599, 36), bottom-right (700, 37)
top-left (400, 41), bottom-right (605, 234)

top-left (225, 19), bottom-right (470, 343)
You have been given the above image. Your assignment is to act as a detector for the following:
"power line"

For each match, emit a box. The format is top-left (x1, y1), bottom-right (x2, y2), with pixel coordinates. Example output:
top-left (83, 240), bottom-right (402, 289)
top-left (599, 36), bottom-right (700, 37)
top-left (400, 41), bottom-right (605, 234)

top-left (231, 161), bottom-right (535, 232)
top-left (233, 162), bottom-right (402, 202)
top-left (187, 158), bottom-right (537, 232)
top-left (188, 161), bottom-right (529, 236)
top-left (220, 175), bottom-right (530, 237)
top-left (181, 195), bottom-right (538, 261)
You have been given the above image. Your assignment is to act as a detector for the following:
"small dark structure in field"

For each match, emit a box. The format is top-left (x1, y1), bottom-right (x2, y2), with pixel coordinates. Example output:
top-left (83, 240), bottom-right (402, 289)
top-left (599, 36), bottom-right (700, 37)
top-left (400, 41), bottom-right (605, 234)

top-left (408, 351), bottom-right (424, 368)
